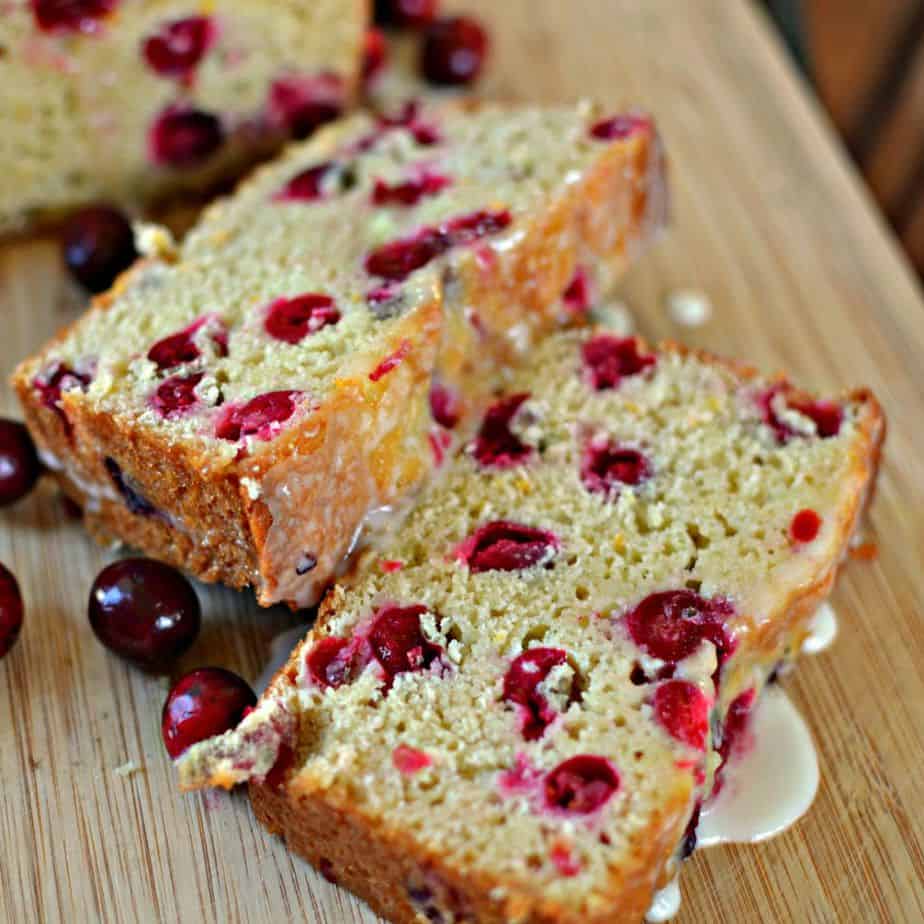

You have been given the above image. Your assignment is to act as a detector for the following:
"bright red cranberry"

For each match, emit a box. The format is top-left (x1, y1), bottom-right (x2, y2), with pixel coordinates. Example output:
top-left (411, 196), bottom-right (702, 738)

top-left (503, 647), bottom-right (573, 740)
top-left (757, 386), bottom-right (843, 442)
top-left (369, 340), bottom-right (411, 382)
top-left (456, 521), bottom-right (559, 574)
top-left (372, 171), bottom-right (451, 207)
top-left (471, 393), bottom-right (533, 468)
top-left (544, 755), bottom-right (620, 815)
top-left (365, 227), bottom-right (449, 280)
top-left (582, 335), bottom-right (656, 391)
top-left (791, 509), bottom-right (822, 543)
top-left (368, 604), bottom-right (441, 687)
top-left (581, 440), bottom-right (651, 498)
top-left (152, 372), bottom-right (203, 419)
top-left (149, 105), bottom-right (224, 168)
top-left (142, 16), bottom-right (216, 81)
top-left (589, 113), bottom-right (650, 141)
top-left (374, 0), bottom-right (438, 28)
top-left (0, 420), bottom-right (41, 507)
top-left (362, 27), bottom-right (388, 86)
top-left (392, 744), bottom-right (433, 774)
top-left (653, 680), bottom-right (710, 750)
top-left (104, 457), bottom-right (158, 517)
top-left (264, 294), bottom-right (340, 344)
top-left (31, 0), bottom-right (118, 33)
top-left (0, 564), bottom-right (23, 660)
top-left (89, 558), bottom-right (200, 668)
top-left (562, 267), bottom-right (592, 314)
top-left (274, 162), bottom-right (336, 203)
top-left (269, 73), bottom-right (344, 139)
top-left (147, 315), bottom-right (228, 371)
top-left (34, 362), bottom-right (92, 435)
top-left (624, 590), bottom-right (735, 665)
top-left (421, 16), bottom-right (488, 86)
top-left (214, 391), bottom-right (303, 442)
top-left (61, 205), bottom-right (137, 294)
top-left (162, 667), bottom-right (256, 758)
top-left (714, 687), bottom-right (757, 793)
top-left (429, 382), bottom-right (460, 429)
top-left (306, 636), bottom-right (353, 688)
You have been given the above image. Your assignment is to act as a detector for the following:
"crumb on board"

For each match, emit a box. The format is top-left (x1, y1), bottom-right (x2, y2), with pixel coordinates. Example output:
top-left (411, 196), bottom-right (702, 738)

top-left (114, 760), bottom-right (143, 778)
top-left (667, 288), bottom-right (712, 327)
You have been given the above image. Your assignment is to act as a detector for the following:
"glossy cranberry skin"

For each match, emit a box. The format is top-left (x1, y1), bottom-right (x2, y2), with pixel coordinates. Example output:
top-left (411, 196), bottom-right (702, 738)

top-left (0, 564), bottom-right (24, 660)
top-left (368, 604), bottom-right (441, 687)
top-left (0, 419), bottom-right (41, 507)
top-left (32, 0), bottom-right (118, 33)
top-left (61, 205), bottom-right (137, 294)
top-left (264, 294), bottom-right (340, 344)
top-left (374, 0), bottom-right (438, 28)
top-left (162, 667), bottom-right (256, 758)
top-left (544, 755), bottom-right (620, 815)
top-left (214, 391), bottom-right (303, 442)
top-left (89, 558), bottom-right (200, 668)
top-left (149, 106), bottom-right (224, 168)
top-left (421, 16), bottom-right (488, 86)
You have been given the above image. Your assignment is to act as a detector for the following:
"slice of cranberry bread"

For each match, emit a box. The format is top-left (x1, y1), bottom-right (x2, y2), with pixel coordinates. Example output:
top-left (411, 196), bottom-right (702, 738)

top-left (13, 101), bottom-right (666, 608)
top-left (0, 0), bottom-right (367, 232)
top-left (175, 328), bottom-right (883, 923)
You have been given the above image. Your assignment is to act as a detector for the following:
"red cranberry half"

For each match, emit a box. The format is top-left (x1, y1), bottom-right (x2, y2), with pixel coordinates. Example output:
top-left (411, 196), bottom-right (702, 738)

top-left (791, 509), bottom-right (822, 543)
top-left (152, 372), bottom-right (203, 419)
top-left (149, 105), bottom-right (224, 168)
top-left (33, 362), bottom-right (92, 435)
top-left (653, 680), bottom-right (710, 750)
top-left (471, 393), bottom-right (533, 469)
top-left (624, 590), bottom-right (734, 665)
top-left (0, 419), bottom-right (41, 507)
top-left (274, 162), bottom-right (336, 203)
top-left (269, 73), bottom-right (344, 140)
top-left (214, 390), bottom-right (303, 442)
top-left (544, 755), bottom-right (620, 815)
top-left (0, 564), bottom-right (23, 660)
top-left (421, 16), bottom-right (488, 86)
top-left (374, 0), bottom-right (438, 28)
top-left (456, 520), bottom-right (559, 574)
top-left (757, 386), bottom-right (843, 443)
top-left (581, 440), bottom-right (651, 498)
top-left (264, 294), bottom-right (340, 344)
top-left (368, 604), bottom-right (441, 687)
top-left (365, 226), bottom-right (449, 280)
top-left (582, 335), bottom-right (656, 391)
top-left (503, 647), bottom-right (573, 740)
top-left (306, 636), bottom-right (353, 688)
top-left (89, 558), bottom-right (200, 668)
top-left (589, 113), bottom-right (650, 142)
top-left (142, 16), bottom-right (217, 81)
top-left (147, 314), bottom-right (228, 371)
top-left (31, 0), bottom-right (118, 33)
top-left (62, 205), bottom-right (137, 294)
top-left (372, 171), bottom-right (451, 207)
top-left (162, 667), bottom-right (256, 758)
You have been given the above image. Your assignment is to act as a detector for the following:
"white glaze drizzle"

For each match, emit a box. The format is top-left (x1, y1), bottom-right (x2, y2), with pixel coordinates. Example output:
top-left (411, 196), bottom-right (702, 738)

top-left (645, 879), bottom-right (681, 923)
top-left (802, 601), bottom-right (838, 655)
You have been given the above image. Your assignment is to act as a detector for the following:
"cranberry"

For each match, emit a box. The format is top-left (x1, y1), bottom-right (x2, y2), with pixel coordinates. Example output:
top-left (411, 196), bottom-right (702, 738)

top-left (589, 113), bottom-right (650, 141)
top-left (214, 391), bottom-right (302, 442)
top-left (372, 171), bottom-right (451, 207)
top-left (152, 372), bottom-right (203, 419)
top-left (503, 647), bottom-right (573, 740)
top-left (365, 227), bottom-right (448, 280)
top-left (444, 209), bottom-right (511, 244)
top-left (757, 386), bottom-right (843, 442)
top-left (0, 564), bottom-right (23, 660)
top-left (471, 393), bottom-right (533, 468)
top-left (549, 841), bottom-right (581, 877)
top-left (456, 521), bottom-right (559, 574)
top-left (162, 667), bottom-right (256, 758)
top-left (142, 16), bottom-right (216, 81)
top-left (582, 335), bottom-right (656, 391)
top-left (421, 16), bottom-right (488, 86)
top-left (429, 382), bottom-right (460, 429)
top-left (262, 740), bottom-right (296, 790)
top-left (306, 636), bottom-right (353, 688)
top-left (274, 162), bottom-right (336, 203)
top-left (264, 294), bottom-right (340, 344)
top-left (624, 590), bottom-right (734, 665)
top-left (61, 205), bottom-right (137, 294)
top-left (544, 755), bottom-right (620, 815)
top-left (89, 558), bottom-right (200, 668)
top-left (653, 680), bottom-right (710, 750)
top-left (373, 100), bottom-right (442, 147)
top-left (362, 28), bottom-right (388, 87)
top-left (104, 457), bottom-right (158, 517)
top-left (714, 687), bottom-right (757, 793)
top-left (368, 604), bottom-right (441, 687)
top-left (147, 315), bottom-right (228, 371)
top-left (33, 362), bottom-right (92, 435)
top-left (562, 267), bottom-right (592, 314)
top-left (269, 73), bottom-right (343, 140)
top-left (581, 440), bottom-right (651, 498)
top-left (680, 802), bottom-right (701, 859)
top-left (369, 340), bottom-right (411, 382)
top-left (374, 0), bottom-right (438, 28)
top-left (791, 509), bottom-right (822, 543)
top-left (392, 744), bottom-right (433, 774)
top-left (149, 105), bottom-right (224, 168)
top-left (0, 419), bottom-right (41, 507)
top-left (31, 0), bottom-right (118, 33)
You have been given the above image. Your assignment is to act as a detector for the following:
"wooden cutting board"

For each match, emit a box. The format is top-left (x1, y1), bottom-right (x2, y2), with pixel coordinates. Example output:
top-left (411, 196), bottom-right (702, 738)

top-left (2, 1), bottom-right (923, 921)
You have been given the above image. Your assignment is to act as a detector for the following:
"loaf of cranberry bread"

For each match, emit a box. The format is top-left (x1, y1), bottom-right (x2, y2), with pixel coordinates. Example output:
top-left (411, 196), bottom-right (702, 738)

top-left (175, 328), bottom-right (883, 923)
top-left (0, 0), bottom-right (367, 232)
top-left (13, 101), bottom-right (666, 607)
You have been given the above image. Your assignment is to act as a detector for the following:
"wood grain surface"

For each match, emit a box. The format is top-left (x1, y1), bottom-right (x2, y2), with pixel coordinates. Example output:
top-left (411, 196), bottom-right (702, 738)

top-left (2, 1), bottom-right (924, 922)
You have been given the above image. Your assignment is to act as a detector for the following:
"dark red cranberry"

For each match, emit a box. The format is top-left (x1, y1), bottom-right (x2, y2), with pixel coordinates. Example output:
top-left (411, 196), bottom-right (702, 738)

top-left (214, 390), bottom-right (302, 442)
top-left (791, 509), bottom-right (822, 543)
top-left (680, 802), bottom-right (701, 859)
top-left (162, 667), bottom-right (256, 758)
top-left (374, 100), bottom-right (442, 147)
top-left (624, 590), bottom-right (735, 665)
top-left (0, 564), bottom-right (23, 660)
top-left (362, 27), bottom-right (388, 86)
top-left (714, 687), bottom-right (757, 794)
top-left (372, 171), bottom-right (451, 207)
top-left (61, 205), bottom-right (137, 294)
top-left (589, 113), bottom-right (650, 141)
top-left (33, 362), bottom-right (92, 434)
top-left (104, 457), bottom-right (158, 517)
top-left (471, 393), bottom-right (533, 468)
top-left (269, 73), bottom-right (344, 139)
top-left (149, 105), bottom-right (224, 168)
top-left (31, 0), bottom-right (118, 33)
top-left (368, 604), bottom-right (441, 687)
top-left (581, 440), bottom-right (651, 498)
top-left (443, 209), bottom-right (511, 245)
top-left (757, 386), bottom-right (843, 442)
top-left (562, 267), bottom-right (592, 314)
top-left (582, 335), bottom-right (656, 391)
top-left (264, 294), bottom-right (340, 344)
top-left (89, 558), bottom-right (200, 668)
top-left (262, 740), bottom-right (296, 789)
top-left (421, 16), bottom-right (488, 86)
top-left (0, 419), bottom-right (41, 507)
top-left (544, 755), bottom-right (620, 815)
top-left (147, 315), bottom-right (228, 371)
top-left (142, 16), bottom-right (216, 81)
top-left (374, 0), bottom-right (438, 28)
top-left (653, 680), bottom-right (710, 750)
top-left (365, 227), bottom-right (449, 280)
top-left (456, 521), bottom-right (559, 574)
top-left (152, 372), bottom-right (203, 419)
top-left (274, 162), bottom-right (336, 202)
top-left (429, 382), bottom-right (460, 429)
top-left (503, 647), bottom-right (574, 740)
top-left (306, 636), bottom-right (353, 688)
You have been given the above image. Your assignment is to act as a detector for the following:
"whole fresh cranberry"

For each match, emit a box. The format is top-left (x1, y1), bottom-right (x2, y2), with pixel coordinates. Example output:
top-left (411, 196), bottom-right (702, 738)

top-left (89, 558), bottom-right (200, 668)
top-left (0, 564), bottom-right (23, 660)
top-left (31, 0), bottom-right (118, 33)
top-left (374, 0), bottom-right (438, 29)
top-left (162, 667), bottom-right (256, 758)
top-left (61, 205), bottom-right (137, 294)
top-left (421, 16), bottom-right (488, 86)
top-left (0, 419), bottom-right (41, 507)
